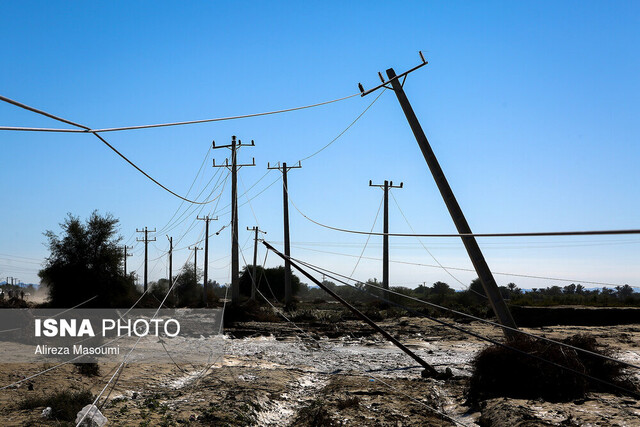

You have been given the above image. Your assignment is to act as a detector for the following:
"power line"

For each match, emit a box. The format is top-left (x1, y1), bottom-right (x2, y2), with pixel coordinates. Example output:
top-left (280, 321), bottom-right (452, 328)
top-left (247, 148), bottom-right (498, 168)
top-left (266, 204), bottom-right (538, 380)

top-left (285, 190), bottom-right (640, 238)
top-left (297, 88), bottom-right (386, 162)
top-left (291, 255), bottom-right (640, 372)
top-left (0, 92), bottom-right (359, 133)
top-left (287, 254), bottom-right (640, 396)
top-left (288, 244), bottom-right (628, 288)
top-left (351, 193), bottom-right (383, 278)
top-left (0, 95), bottom-right (224, 205)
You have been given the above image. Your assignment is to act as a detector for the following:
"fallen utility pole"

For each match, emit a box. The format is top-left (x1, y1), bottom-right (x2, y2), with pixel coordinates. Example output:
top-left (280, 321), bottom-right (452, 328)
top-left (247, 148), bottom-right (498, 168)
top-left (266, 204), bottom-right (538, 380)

top-left (262, 240), bottom-right (439, 378)
top-left (359, 52), bottom-right (518, 337)
top-left (267, 161), bottom-right (301, 305)
top-left (247, 226), bottom-right (267, 300)
top-left (213, 136), bottom-right (255, 303)
top-left (197, 215), bottom-right (218, 305)
top-left (369, 180), bottom-right (403, 291)
top-left (136, 227), bottom-right (156, 293)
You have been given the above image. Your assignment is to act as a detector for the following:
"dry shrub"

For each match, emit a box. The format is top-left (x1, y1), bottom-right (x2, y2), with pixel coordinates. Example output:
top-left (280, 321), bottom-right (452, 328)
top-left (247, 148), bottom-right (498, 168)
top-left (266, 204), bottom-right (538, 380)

top-left (292, 399), bottom-right (337, 427)
top-left (468, 334), bottom-right (631, 403)
top-left (336, 396), bottom-right (360, 410)
top-left (223, 300), bottom-right (281, 324)
top-left (19, 389), bottom-right (94, 421)
top-left (74, 362), bottom-right (100, 377)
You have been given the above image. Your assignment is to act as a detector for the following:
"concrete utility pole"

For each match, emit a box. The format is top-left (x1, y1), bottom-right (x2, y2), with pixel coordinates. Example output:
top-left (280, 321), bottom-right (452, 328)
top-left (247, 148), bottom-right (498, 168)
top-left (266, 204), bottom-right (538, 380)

top-left (267, 161), bottom-right (301, 305)
top-left (197, 215), bottom-right (218, 305)
top-left (369, 180), bottom-right (403, 290)
top-left (212, 136), bottom-right (255, 303)
top-left (166, 235), bottom-right (173, 301)
top-left (358, 52), bottom-right (518, 336)
top-left (247, 226), bottom-right (267, 300)
top-left (136, 227), bottom-right (156, 293)
top-left (123, 245), bottom-right (133, 277)
top-left (188, 245), bottom-right (202, 283)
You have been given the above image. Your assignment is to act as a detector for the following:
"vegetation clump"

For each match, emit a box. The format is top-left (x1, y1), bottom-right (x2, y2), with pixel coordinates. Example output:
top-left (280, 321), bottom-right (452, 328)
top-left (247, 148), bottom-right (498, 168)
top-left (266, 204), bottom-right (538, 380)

top-left (468, 334), bottom-right (633, 403)
top-left (74, 362), bottom-right (100, 377)
top-left (19, 389), bottom-right (94, 421)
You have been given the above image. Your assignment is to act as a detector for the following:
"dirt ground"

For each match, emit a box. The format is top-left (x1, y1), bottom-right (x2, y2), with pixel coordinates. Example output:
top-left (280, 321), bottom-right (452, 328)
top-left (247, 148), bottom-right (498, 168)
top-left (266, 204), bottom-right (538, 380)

top-left (0, 318), bottom-right (639, 426)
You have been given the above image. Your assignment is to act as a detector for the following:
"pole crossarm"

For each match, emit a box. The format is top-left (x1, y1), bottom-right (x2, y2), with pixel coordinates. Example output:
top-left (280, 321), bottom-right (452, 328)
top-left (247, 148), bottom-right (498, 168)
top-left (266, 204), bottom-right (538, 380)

top-left (358, 51), bottom-right (428, 97)
top-left (267, 161), bottom-right (302, 172)
top-left (369, 180), bottom-right (403, 189)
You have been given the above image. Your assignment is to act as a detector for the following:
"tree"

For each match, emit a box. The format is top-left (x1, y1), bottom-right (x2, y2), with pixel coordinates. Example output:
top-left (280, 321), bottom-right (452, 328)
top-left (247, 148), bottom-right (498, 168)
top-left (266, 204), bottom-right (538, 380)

top-left (38, 211), bottom-right (138, 308)
top-left (174, 262), bottom-right (203, 307)
top-left (239, 265), bottom-right (301, 301)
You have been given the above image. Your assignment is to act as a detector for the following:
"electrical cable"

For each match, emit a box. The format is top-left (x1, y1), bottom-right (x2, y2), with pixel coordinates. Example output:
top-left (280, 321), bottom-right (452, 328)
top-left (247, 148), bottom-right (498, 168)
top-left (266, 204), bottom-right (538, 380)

top-left (350, 194), bottom-right (383, 277)
top-left (290, 255), bottom-right (640, 372)
top-left (297, 88), bottom-right (386, 162)
top-left (283, 182), bottom-right (640, 238)
top-left (282, 253), bottom-right (640, 398)
top-left (0, 95), bottom-right (223, 205)
top-left (0, 92), bottom-right (359, 133)
top-left (288, 244), bottom-right (628, 288)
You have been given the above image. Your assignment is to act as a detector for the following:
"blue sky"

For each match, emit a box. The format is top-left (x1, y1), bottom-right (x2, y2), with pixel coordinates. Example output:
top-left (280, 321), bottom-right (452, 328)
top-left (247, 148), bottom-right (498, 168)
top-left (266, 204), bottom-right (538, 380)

top-left (1, 1), bottom-right (638, 289)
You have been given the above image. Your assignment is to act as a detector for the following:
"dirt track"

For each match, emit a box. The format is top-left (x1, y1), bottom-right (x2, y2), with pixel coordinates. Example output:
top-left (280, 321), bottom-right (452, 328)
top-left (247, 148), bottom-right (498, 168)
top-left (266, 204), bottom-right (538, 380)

top-left (1, 319), bottom-right (639, 426)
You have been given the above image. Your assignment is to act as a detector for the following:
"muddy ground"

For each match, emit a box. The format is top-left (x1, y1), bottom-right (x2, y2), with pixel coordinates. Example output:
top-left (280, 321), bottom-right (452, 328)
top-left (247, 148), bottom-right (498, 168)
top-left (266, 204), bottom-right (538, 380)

top-left (0, 317), bottom-right (639, 426)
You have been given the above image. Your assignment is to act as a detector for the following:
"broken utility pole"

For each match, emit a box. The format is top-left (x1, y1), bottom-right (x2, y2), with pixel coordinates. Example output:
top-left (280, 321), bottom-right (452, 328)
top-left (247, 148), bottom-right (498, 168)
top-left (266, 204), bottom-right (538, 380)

top-left (136, 227), bottom-right (156, 293)
top-left (267, 161), bottom-right (301, 305)
top-left (197, 215), bottom-right (218, 305)
top-left (262, 240), bottom-right (439, 378)
top-left (247, 226), bottom-right (267, 300)
top-left (359, 52), bottom-right (518, 337)
top-left (212, 136), bottom-right (255, 303)
top-left (369, 180), bottom-right (403, 291)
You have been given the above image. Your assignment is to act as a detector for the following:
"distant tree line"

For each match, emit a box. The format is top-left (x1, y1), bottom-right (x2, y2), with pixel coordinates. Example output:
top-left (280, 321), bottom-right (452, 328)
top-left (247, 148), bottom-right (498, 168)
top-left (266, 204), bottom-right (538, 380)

top-left (32, 211), bottom-right (639, 312)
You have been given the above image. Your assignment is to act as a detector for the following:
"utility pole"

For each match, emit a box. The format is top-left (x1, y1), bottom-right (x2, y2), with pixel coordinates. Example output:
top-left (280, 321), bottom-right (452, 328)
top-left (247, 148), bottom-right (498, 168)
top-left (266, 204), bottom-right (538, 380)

top-left (136, 227), bottom-right (156, 293)
top-left (188, 245), bottom-right (202, 283)
top-left (369, 180), bottom-right (403, 290)
top-left (247, 226), bottom-right (267, 300)
top-left (197, 215), bottom-right (218, 305)
top-left (166, 235), bottom-right (173, 301)
top-left (267, 161), bottom-right (301, 305)
top-left (212, 136), bottom-right (255, 303)
top-left (123, 245), bottom-right (133, 277)
top-left (358, 52), bottom-right (518, 336)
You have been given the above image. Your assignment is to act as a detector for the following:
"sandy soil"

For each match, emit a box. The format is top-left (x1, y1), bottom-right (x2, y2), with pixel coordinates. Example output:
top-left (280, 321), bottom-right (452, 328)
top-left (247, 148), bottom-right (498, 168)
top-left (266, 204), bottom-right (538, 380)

top-left (0, 319), bottom-right (638, 426)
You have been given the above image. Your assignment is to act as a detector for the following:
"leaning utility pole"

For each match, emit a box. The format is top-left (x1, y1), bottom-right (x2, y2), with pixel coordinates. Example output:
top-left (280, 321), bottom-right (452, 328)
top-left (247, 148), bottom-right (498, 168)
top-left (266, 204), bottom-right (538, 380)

top-left (267, 161), bottom-right (301, 305)
top-left (136, 227), bottom-right (156, 293)
top-left (197, 215), bottom-right (218, 305)
top-left (123, 245), bottom-right (133, 277)
top-left (358, 52), bottom-right (518, 335)
top-left (212, 136), bottom-right (255, 302)
top-left (247, 226), bottom-right (267, 300)
top-left (369, 180), bottom-right (403, 290)
top-left (188, 245), bottom-right (202, 283)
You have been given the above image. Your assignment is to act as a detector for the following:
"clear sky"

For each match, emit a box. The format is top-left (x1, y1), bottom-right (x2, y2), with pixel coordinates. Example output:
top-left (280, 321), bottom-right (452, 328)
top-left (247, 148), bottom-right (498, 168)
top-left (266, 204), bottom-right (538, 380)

top-left (1, 1), bottom-right (638, 290)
